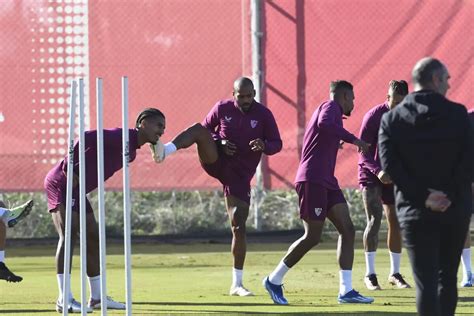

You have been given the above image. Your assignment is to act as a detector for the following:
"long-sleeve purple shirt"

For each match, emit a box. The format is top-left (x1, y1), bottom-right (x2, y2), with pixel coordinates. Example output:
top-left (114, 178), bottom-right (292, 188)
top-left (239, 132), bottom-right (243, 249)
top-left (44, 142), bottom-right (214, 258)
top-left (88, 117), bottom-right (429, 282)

top-left (295, 100), bottom-right (357, 189)
top-left (202, 99), bottom-right (282, 180)
top-left (46, 128), bottom-right (140, 194)
top-left (358, 102), bottom-right (390, 185)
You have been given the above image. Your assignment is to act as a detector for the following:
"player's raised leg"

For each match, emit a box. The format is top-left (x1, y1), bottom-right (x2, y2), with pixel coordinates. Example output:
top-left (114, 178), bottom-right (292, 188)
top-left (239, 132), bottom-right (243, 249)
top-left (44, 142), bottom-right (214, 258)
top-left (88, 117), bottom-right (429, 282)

top-left (152, 123), bottom-right (219, 165)
top-left (0, 199), bottom-right (33, 283)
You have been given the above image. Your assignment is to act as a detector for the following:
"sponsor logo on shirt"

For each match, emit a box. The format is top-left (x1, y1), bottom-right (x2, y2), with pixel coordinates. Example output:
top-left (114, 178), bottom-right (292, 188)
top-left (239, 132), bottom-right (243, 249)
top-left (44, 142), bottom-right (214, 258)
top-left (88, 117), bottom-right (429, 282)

top-left (250, 120), bottom-right (258, 128)
top-left (314, 207), bottom-right (322, 217)
top-left (224, 116), bottom-right (232, 122)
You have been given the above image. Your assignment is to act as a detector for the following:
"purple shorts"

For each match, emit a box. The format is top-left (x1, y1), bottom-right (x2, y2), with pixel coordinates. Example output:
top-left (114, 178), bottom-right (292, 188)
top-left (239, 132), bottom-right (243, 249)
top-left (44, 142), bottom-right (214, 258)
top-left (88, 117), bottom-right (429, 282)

top-left (295, 181), bottom-right (347, 221)
top-left (359, 182), bottom-right (395, 205)
top-left (44, 166), bottom-right (93, 214)
top-left (201, 156), bottom-right (251, 205)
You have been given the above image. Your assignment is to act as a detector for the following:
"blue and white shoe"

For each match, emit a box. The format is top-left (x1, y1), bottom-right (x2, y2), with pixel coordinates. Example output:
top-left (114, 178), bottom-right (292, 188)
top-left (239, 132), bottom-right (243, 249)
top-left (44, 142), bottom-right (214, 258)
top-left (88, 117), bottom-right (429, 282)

top-left (6, 200), bottom-right (34, 228)
top-left (338, 289), bottom-right (374, 304)
top-left (262, 276), bottom-right (288, 305)
top-left (460, 271), bottom-right (473, 287)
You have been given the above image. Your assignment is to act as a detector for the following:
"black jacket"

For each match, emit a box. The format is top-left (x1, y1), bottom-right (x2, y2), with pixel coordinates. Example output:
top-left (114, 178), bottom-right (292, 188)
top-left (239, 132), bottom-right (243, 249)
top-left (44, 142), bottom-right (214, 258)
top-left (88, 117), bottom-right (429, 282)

top-left (378, 90), bottom-right (473, 223)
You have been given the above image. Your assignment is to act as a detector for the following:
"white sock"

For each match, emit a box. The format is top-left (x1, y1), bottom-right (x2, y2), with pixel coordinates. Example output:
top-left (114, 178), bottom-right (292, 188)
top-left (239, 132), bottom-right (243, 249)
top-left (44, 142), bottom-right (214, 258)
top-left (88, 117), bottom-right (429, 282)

top-left (232, 268), bottom-right (243, 287)
top-left (0, 250), bottom-right (4, 262)
top-left (365, 252), bottom-right (376, 276)
top-left (269, 260), bottom-right (290, 285)
top-left (88, 275), bottom-right (101, 300)
top-left (339, 270), bottom-right (353, 295)
top-left (389, 251), bottom-right (401, 275)
top-left (461, 248), bottom-right (472, 280)
top-left (57, 274), bottom-right (73, 303)
top-left (164, 142), bottom-right (177, 156)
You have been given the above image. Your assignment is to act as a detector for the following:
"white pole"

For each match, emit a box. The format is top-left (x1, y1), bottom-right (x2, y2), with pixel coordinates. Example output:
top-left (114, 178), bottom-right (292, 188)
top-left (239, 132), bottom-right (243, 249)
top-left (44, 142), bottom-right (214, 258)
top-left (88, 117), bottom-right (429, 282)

top-left (122, 76), bottom-right (132, 316)
top-left (78, 78), bottom-right (88, 316)
top-left (63, 80), bottom-right (77, 316)
top-left (96, 78), bottom-right (107, 316)
top-left (251, 0), bottom-right (263, 231)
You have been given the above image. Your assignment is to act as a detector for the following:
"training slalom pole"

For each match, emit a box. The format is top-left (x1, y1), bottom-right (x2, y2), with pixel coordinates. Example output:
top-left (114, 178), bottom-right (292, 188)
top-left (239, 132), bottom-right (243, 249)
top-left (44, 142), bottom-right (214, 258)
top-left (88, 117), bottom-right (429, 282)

top-left (96, 78), bottom-right (108, 316)
top-left (78, 78), bottom-right (88, 316)
top-left (122, 76), bottom-right (132, 316)
top-left (63, 80), bottom-right (77, 316)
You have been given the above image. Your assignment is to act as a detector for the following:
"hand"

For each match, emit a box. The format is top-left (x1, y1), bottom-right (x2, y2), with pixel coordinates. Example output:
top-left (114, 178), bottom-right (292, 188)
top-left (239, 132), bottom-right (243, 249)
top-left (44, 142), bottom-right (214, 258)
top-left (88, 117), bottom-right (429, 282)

top-left (353, 139), bottom-right (371, 154)
top-left (425, 189), bottom-right (451, 212)
top-left (220, 139), bottom-right (237, 156)
top-left (377, 170), bottom-right (392, 184)
top-left (249, 138), bottom-right (265, 152)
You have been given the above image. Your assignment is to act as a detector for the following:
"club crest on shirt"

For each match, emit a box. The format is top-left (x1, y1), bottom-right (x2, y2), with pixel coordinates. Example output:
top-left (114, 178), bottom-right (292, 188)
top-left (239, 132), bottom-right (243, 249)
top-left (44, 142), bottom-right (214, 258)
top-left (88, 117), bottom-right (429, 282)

top-left (314, 207), bottom-right (322, 217)
top-left (250, 120), bottom-right (258, 128)
top-left (224, 116), bottom-right (232, 122)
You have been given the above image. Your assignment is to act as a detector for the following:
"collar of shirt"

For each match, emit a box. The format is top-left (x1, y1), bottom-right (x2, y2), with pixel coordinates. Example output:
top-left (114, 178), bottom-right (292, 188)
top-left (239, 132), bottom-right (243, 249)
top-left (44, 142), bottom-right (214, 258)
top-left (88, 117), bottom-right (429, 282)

top-left (233, 99), bottom-right (257, 113)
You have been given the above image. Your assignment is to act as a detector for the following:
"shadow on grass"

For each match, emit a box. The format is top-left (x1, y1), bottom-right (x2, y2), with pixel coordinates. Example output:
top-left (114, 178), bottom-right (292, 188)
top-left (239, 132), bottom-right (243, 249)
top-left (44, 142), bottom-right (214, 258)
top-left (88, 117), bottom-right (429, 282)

top-left (1, 310), bottom-right (53, 314)
top-left (134, 302), bottom-right (417, 315)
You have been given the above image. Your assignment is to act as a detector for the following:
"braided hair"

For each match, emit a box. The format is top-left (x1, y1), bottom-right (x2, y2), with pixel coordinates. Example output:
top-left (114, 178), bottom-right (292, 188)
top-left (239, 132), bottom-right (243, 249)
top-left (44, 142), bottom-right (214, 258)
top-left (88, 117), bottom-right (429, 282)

top-left (135, 108), bottom-right (165, 128)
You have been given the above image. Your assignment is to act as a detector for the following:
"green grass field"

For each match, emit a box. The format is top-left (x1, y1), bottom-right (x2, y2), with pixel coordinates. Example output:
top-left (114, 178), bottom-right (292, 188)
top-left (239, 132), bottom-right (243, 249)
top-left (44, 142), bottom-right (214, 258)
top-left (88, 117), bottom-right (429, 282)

top-left (2, 242), bottom-right (474, 315)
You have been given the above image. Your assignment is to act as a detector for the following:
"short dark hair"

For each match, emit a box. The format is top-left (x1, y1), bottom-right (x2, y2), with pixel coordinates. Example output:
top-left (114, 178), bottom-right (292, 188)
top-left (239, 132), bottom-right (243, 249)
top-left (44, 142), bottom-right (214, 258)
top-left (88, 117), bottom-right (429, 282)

top-left (412, 57), bottom-right (445, 86)
top-left (388, 80), bottom-right (409, 95)
top-left (135, 108), bottom-right (165, 128)
top-left (330, 80), bottom-right (353, 94)
top-left (233, 77), bottom-right (254, 91)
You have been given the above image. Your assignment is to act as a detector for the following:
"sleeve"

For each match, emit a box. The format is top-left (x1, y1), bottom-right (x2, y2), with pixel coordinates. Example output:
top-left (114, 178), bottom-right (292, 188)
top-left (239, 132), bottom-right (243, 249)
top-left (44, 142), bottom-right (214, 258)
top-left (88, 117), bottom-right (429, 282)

top-left (69, 130), bottom-right (97, 175)
top-left (317, 103), bottom-right (357, 144)
top-left (358, 112), bottom-right (381, 175)
top-left (378, 113), bottom-right (429, 207)
top-left (452, 109), bottom-right (473, 186)
top-left (262, 109), bottom-right (282, 155)
top-left (202, 102), bottom-right (221, 141)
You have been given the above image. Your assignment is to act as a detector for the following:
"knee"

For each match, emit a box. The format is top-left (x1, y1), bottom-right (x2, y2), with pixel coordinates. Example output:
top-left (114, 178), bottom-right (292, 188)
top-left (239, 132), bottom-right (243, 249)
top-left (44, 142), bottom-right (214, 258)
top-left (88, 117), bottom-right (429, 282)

top-left (302, 234), bottom-right (320, 248)
top-left (366, 216), bottom-right (381, 236)
top-left (231, 220), bottom-right (247, 236)
top-left (342, 222), bottom-right (355, 239)
top-left (231, 217), bottom-right (248, 237)
top-left (190, 123), bottom-right (207, 136)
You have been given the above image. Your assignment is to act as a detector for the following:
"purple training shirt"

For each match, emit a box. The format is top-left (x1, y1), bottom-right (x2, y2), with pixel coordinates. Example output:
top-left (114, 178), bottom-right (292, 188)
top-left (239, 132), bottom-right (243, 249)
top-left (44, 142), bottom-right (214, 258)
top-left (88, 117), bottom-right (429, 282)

top-left (202, 99), bottom-right (282, 180)
top-left (358, 102), bottom-right (390, 185)
top-left (45, 128), bottom-right (140, 194)
top-left (295, 100), bottom-right (357, 189)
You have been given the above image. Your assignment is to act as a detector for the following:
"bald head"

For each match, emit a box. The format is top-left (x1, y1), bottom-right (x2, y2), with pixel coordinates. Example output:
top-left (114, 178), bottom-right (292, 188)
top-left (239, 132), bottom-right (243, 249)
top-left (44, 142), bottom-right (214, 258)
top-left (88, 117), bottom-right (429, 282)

top-left (412, 57), bottom-right (450, 95)
top-left (233, 77), bottom-right (254, 91)
top-left (233, 77), bottom-right (256, 113)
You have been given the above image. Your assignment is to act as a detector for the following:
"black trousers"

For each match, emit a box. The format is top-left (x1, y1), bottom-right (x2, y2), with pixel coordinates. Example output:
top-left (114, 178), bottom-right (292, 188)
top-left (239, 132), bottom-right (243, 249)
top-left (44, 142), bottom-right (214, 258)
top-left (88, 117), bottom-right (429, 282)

top-left (401, 215), bottom-right (470, 316)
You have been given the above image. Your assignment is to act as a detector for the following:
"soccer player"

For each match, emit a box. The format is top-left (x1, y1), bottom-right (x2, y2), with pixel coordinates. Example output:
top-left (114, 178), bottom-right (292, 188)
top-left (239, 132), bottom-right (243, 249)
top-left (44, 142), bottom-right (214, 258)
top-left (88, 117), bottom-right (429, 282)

top-left (44, 108), bottom-right (166, 313)
top-left (358, 80), bottom-right (411, 290)
top-left (151, 77), bottom-right (282, 296)
top-left (460, 108), bottom-right (474, 288)
top-left (379, 57), bottom-right (472, 316)
top-left (0, 199), bottom-right (33, 282)
top-left (262, 80), bottom-right (373, 305)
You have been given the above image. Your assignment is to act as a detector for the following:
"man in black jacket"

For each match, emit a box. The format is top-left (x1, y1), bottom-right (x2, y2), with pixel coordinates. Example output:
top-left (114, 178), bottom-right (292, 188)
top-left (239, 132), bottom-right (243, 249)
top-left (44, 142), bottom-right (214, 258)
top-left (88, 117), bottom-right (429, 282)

top-left (378, 57), bottom-right (473, 316)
